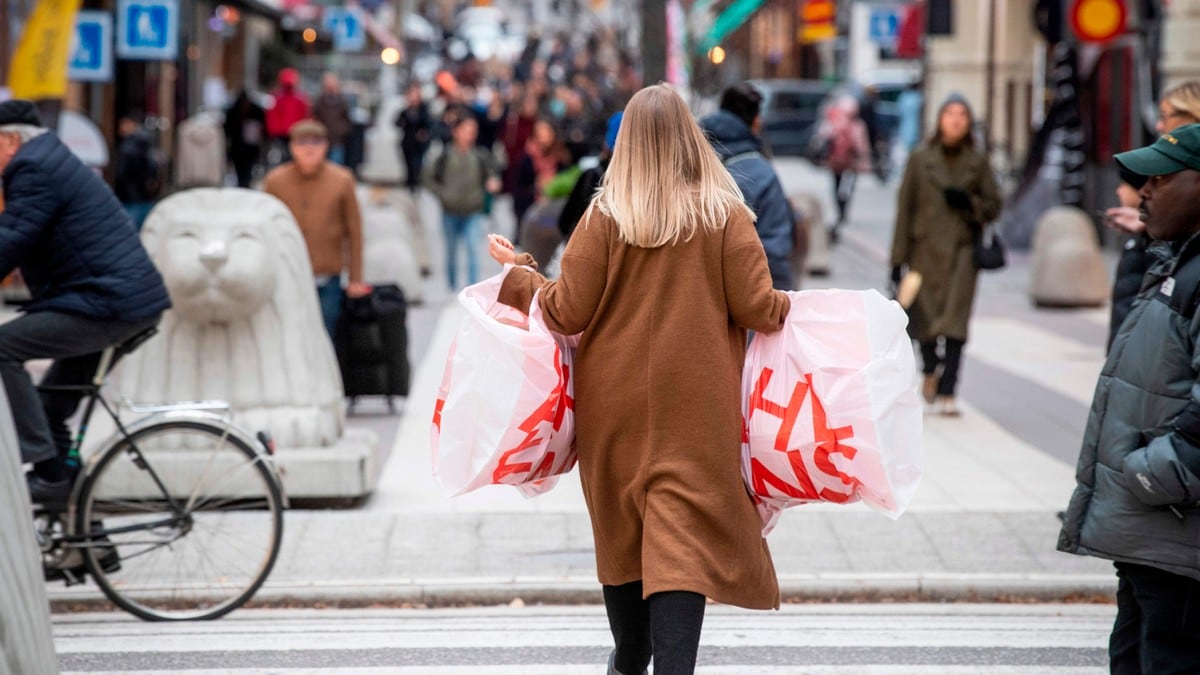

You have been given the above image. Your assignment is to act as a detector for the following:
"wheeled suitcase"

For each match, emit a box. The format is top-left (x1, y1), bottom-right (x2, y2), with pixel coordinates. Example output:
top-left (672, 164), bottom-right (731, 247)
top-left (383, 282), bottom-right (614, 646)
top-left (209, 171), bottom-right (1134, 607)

top-left (334, 284), bottom-right (411, 411)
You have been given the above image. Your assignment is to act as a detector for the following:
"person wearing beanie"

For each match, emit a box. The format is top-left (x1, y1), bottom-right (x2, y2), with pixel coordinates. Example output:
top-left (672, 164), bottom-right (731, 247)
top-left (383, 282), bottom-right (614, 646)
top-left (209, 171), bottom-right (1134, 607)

top-left (888, 92), bottom-right (1002, 416)
top-left (558, 110), bottom-right (623, 240)
top-left (1059, 123), bottom-right (1200, 673)
top-left (699, 83), bottom-right (797, 290)
top-left (0, 99), bottom-right (171, 506)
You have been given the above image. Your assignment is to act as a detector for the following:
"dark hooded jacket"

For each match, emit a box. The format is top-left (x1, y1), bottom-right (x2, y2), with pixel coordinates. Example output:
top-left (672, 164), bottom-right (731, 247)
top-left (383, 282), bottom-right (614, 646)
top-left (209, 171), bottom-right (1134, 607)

top-left (1059, 234), bottom-right (1200, 583)
top-left (0, 132), bottom-right (170, 320)
top-left (700, 110), bottom-right (795, 290)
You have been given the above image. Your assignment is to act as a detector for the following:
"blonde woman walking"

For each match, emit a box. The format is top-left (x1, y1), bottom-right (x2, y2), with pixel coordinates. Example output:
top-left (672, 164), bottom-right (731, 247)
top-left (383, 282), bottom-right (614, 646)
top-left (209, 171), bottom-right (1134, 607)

top-left (487, 84), bottom-right (789, 675)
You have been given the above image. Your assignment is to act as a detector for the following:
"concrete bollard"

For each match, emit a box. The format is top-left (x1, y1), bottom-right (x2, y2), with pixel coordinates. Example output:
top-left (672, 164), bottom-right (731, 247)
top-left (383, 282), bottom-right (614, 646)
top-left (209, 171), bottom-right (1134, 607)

top-left (791, 193), bottom-right (829, 277)
top-left (1030, 206), bottom-right (1110, 307)
top-left (0, 387), bottom-right (59, 675)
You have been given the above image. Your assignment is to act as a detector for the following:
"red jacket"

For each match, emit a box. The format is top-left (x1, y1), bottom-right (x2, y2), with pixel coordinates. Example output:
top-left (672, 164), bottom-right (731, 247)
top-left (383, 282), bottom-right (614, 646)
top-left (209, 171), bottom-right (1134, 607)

top-left (266, 86), bottom-right (310, 139)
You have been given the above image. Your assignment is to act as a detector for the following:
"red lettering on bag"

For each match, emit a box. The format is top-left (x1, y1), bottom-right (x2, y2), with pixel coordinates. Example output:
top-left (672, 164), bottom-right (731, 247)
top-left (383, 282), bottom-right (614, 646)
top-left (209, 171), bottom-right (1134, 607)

top-left (433, 398), bottom-right (445, 431)
top-left (746, 369), bottom-right (862, 503)
top-left (809, 381), bottom-right (861, 502)
top-left (527, 451), bottom-right (557, 481)
top-left (493, 349), bottom-right (573, 483)
top-left (747, 368), bottom-right (810, 452)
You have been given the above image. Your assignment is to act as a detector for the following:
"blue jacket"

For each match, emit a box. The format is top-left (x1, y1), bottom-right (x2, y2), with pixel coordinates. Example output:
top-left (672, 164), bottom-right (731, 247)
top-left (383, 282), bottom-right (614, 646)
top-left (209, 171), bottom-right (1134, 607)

top-left (0, 133), bottom-right (170, 320)
top-left (701, 110), bottom-right (795, 290)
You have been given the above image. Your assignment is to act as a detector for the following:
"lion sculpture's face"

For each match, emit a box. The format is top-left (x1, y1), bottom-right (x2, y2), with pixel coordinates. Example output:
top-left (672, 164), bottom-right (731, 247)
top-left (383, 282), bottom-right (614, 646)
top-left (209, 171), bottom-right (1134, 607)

top-left (148, 200), bottom-right (283, 323)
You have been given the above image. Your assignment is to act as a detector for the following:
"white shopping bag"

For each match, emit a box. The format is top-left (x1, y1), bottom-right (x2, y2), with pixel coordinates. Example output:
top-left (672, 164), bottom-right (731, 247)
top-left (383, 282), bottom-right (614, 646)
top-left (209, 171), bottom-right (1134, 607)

top-left (431, 267), bottom-right (579, 497)
top-left (741, 289), bottom-right (923, 535)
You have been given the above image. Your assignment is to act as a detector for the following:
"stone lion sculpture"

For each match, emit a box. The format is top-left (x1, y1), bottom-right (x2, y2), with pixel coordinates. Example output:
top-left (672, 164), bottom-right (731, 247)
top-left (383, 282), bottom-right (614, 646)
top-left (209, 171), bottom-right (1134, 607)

top-left (112, 190), bottom-right (383, 498)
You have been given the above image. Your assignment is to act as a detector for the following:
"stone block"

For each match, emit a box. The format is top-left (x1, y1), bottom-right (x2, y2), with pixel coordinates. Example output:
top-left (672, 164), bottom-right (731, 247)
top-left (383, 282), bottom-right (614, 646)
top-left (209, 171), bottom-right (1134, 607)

top-left (112, 188), bottom-right (384, 498)
top-left (791, 192), bottom-right (830, 277)
top-left (1030, 206), bottom-right (1110, 308)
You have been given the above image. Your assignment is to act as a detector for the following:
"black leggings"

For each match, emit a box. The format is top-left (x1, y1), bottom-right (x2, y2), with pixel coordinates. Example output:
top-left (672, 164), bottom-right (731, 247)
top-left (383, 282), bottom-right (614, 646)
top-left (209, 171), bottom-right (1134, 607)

top-left (603, 581), bottom-right (706, 675)
top-left (920, 337), bottom-right (965, 396)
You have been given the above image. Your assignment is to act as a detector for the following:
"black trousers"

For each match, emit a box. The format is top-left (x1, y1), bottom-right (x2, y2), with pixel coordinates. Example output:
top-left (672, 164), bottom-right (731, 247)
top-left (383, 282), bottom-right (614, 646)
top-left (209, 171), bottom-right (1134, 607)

top-left (400, 145), bottom-right (425, 191)
top-left (0, 311), bottom-right (158, 465)
top-left (1110, 562), bottom-right (1200, 675)
top-left (832, 170), bottom-right (856, 224)
top-left (603, 581), bottom-right (706, 675)
top-left (919, 337), bottom-right (965, 397)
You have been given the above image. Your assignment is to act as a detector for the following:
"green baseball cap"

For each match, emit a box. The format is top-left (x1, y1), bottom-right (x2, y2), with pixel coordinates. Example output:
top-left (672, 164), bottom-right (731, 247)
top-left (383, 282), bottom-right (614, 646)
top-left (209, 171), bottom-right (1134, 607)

top-left (1115, 123), bottom-right (1200, 188)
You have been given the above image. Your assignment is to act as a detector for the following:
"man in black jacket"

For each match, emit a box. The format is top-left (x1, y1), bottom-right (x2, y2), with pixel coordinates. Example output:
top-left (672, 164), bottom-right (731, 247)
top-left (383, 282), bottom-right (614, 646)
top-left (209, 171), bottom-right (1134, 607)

top-left (1059, 124), bottom-right (1200, 673)
top-left (0, 100), bottom-right (171, 505)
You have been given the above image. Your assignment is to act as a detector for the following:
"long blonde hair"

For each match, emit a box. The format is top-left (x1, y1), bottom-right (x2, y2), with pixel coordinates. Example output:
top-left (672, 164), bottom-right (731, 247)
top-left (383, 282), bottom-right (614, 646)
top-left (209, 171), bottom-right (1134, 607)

top-left (1162, 81), bottom-right (1200, 123)
top-left (595, 84), bottom-right (752, 248)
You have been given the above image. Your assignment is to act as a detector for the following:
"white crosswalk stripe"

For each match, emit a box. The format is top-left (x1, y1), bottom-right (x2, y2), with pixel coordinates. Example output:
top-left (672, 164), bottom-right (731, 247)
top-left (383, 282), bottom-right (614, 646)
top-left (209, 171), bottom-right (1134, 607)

top-left (55, 604), bottom-right (1112, 674)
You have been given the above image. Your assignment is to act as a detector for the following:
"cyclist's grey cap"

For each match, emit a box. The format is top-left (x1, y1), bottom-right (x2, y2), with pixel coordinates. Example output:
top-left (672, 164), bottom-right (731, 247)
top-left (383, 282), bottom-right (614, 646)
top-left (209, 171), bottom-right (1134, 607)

top-left (0, 99), bottom-right (43, 127)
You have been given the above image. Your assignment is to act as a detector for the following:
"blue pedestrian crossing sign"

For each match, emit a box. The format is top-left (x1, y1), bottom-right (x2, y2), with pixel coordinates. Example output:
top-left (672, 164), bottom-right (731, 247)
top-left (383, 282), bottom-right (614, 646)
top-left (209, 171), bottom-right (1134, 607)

top-left (323, 8), bottom-right (366, 53)
top-left (869, 7), bottom-right (900, 47)
top-left (116, 0), bottom-right (179, 60)
top-left (70, 11), bottom-right (113, 83)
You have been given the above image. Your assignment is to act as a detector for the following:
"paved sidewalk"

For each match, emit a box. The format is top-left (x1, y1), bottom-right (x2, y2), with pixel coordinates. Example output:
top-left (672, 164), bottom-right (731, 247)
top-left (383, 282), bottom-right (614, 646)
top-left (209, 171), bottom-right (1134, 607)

top-left (46, 164), bottom-right (1120, 611)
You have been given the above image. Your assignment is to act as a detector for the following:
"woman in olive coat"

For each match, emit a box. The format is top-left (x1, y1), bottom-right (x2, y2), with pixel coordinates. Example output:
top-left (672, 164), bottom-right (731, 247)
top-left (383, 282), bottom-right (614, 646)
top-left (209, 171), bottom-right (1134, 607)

top-left (488, 84), bottom-right (789, 675)
top-left (889, 93), bottom-right (1002, 416)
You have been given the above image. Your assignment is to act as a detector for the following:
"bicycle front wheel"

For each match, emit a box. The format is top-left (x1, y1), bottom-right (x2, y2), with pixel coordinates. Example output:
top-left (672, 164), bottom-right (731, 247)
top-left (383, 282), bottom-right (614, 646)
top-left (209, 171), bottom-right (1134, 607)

top-left (76, 419), bottom-right (284, 621)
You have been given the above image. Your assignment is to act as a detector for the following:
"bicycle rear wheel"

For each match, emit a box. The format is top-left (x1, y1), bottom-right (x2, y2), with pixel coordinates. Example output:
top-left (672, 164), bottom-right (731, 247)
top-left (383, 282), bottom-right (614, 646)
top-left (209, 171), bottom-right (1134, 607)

top-left (76, 419), bottom-right (284, 621)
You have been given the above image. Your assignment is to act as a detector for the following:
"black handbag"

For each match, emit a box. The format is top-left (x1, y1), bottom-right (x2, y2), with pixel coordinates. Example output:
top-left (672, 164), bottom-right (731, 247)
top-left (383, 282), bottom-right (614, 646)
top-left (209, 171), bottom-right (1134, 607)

top-left (973, 225), bottom-right (1006, 271)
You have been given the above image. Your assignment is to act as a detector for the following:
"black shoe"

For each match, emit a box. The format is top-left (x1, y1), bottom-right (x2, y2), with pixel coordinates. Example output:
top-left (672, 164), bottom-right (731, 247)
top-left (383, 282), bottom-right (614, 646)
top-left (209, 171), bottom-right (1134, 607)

top-left (26, 474), bottom-right (71, 508)
top-left (607, 650), bottom-right (648, 675)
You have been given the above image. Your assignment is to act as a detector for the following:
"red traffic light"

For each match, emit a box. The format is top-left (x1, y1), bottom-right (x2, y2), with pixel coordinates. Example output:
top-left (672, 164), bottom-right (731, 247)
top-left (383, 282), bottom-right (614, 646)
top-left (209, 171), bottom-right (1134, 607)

top-left (1069, 0), bottom-right (1127, 44)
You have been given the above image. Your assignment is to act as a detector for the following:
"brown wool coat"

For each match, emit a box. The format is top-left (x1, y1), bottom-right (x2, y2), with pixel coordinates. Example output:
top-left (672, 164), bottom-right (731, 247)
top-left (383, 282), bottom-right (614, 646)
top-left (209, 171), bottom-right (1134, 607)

top-left (889, 143), bottom-right (1002, 342)
top-left (499, 206), bottom-right (790, 609)
top-left (263, 162), bottom-right (363, 282)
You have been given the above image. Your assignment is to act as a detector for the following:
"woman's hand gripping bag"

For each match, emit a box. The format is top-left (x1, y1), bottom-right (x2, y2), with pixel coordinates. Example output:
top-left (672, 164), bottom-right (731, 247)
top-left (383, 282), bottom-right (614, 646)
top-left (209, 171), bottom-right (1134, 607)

top-left (741, 289), bottom-right (923, 535)
top-left (431, 267), bottom-right (579, 497)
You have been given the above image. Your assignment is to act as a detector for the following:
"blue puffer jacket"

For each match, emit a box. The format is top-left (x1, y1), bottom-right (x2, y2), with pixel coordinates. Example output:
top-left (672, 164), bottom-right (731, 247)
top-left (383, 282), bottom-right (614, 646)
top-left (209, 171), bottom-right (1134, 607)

top-left (0, 132), bottom-right (170, 320)
top-left (700, 110), bottom-right (795, 290)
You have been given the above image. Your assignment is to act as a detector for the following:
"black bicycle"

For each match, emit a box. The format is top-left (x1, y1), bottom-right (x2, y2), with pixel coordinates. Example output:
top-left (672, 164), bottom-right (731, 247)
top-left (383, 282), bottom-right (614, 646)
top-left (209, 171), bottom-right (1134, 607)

top-left (35, 327), bottom-right (286, 621)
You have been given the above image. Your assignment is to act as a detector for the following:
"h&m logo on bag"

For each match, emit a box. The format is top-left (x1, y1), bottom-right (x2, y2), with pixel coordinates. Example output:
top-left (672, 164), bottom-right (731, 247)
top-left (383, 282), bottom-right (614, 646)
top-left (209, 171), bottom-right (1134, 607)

top-left (743, 368), bottom-right (862, 503)
top-left (1162, 277), bottom-right (1177, 298)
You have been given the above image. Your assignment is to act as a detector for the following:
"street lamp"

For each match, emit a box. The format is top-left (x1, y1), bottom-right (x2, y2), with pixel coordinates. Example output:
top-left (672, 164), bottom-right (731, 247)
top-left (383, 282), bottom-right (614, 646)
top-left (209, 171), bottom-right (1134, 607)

top-left (302, 28), bottom-right (318, 43)
top-left (708, 45), bottom-right (726, 64)
top-left (381, 47), bottom-right (402, 65)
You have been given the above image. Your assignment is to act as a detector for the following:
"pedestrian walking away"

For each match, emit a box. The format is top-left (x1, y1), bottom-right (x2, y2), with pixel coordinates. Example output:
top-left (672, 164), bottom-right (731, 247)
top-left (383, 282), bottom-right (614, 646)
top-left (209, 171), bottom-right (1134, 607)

top-left (1058, 122), bottom-right (1200, 675)
top-left (487, 83), bottom-right (790, 675)
top-left (424, 116), bottom-right (501, 291)
top-left (0, 100), bottom-right (171, 506)
top-left (225, 90), bottom-right (266, 188)
top-left (395, 82), bottom-right (433, 194)
top-left (812, 94), bottom-right (871, 242)
top-left (263, 119), bottom-right (370, 339)
top-left (889, 92), bottom-right (1002, 417)
top-left (701, 83), bottom-right (797, 290)
top-left (113, 113), bottom-right (160, 229)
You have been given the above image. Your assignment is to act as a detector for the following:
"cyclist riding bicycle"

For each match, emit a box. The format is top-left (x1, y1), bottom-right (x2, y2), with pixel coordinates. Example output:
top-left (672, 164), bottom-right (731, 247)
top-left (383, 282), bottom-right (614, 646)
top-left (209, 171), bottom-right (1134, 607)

top-left (0, 100), bottom-right (170, 506)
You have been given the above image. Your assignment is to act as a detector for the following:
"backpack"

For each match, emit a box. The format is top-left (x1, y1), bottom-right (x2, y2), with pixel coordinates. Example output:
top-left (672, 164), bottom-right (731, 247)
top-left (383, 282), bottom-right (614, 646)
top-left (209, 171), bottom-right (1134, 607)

top-left (826, 123), bottom-right (859, 169)
top-left (433, 148), bottom-right (493, 214)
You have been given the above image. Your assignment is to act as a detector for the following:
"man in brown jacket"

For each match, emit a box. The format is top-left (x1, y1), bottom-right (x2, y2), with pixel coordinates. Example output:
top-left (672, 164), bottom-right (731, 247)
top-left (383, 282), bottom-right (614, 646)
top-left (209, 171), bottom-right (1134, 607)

top-left (263, 119), bottom-right (369, 337)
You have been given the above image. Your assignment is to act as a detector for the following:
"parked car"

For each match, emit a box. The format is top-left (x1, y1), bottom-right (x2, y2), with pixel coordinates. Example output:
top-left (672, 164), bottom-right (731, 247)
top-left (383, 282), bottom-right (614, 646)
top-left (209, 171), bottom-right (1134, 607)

top-left (748, 79), bottom-right (835, 157)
